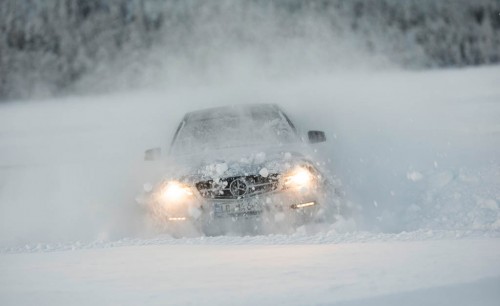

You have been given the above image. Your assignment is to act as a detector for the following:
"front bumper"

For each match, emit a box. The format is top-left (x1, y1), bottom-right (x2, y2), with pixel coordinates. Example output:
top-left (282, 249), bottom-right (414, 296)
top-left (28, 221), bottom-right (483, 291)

top-left (148, 183), bottom-right (326, 229)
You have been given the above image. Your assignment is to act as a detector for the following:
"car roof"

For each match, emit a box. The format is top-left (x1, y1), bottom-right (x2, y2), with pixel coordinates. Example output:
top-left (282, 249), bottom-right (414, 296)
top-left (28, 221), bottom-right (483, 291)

top-left (184, 103), bottom-right (282, 122)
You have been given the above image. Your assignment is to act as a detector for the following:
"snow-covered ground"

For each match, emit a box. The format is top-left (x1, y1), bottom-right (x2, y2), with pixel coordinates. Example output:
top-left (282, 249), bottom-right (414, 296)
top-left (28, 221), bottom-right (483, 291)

top-left (1, 235), bottom-right (500, 306)
top-left (0, 66), bottom-right (499, 305)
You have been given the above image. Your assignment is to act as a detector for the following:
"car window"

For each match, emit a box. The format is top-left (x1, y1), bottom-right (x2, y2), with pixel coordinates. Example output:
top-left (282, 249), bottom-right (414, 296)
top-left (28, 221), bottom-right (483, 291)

top-left (171, 107), bottom-right (298, 154)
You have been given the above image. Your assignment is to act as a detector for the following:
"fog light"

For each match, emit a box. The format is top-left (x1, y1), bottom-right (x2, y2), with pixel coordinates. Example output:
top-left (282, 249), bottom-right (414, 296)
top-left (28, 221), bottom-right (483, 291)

top-left (168, 217), bottom-right (187, 221)
top-left (291, 201), bottom-right (316, 209)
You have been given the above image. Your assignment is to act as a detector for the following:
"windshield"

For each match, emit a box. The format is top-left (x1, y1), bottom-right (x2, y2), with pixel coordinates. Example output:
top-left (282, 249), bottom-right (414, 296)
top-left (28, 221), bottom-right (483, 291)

top-left (171, 106), bottom-right (299, 154)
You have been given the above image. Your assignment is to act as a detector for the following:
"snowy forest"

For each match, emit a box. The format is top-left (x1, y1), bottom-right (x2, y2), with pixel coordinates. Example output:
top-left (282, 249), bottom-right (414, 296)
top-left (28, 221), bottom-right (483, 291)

top-left (1, 0), bottom-right (499, 101)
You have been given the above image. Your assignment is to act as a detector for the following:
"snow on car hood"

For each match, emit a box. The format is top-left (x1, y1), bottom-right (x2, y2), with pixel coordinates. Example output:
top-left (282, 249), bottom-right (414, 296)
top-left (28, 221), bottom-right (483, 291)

top-left (163, 143), bottom-right (316, 183)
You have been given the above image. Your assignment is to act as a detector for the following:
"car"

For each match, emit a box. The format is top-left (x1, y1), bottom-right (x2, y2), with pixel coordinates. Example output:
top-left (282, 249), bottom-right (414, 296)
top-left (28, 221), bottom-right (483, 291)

top-left (138, 103), bottom-right (342, 235)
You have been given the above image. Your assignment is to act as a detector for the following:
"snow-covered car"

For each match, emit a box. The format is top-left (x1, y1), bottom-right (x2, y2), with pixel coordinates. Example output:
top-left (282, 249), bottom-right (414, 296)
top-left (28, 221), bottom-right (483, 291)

top-left (140, 104), bottom-right (340, 235)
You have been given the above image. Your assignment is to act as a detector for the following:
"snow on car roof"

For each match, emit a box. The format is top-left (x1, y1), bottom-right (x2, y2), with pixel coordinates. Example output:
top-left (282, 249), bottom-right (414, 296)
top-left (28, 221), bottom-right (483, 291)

top-left (184, 103), bottom-right (281, 122)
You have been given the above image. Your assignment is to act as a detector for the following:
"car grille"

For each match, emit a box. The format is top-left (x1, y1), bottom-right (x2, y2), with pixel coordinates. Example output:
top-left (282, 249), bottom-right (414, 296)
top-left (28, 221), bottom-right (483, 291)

top-left (195, 174), bottom-right (280, 199)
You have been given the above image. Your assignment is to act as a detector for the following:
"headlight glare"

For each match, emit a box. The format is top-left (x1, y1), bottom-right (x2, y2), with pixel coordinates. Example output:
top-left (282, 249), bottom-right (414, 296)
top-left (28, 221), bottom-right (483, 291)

top-left (283, 166), bottom-right (315, 188)
top-left (160, 181), bottom-right (193, 203)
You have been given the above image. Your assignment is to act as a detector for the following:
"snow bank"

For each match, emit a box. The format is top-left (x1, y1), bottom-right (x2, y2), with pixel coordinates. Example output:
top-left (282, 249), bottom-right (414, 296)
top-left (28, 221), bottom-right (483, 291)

top-left (2, 228), bottom-right (498, 255)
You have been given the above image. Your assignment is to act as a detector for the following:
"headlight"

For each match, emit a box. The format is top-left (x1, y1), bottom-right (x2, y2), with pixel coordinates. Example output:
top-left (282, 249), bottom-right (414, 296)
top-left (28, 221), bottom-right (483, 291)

top-left (283, 166), bottom-right (315, 189)
top-left (159, 181), bottom-right (193, 204)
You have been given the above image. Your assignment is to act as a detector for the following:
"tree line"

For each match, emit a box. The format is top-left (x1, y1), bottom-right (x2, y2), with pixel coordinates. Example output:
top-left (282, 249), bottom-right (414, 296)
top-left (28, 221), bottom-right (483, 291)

top-left (1, 0), bottom-right (499, 101)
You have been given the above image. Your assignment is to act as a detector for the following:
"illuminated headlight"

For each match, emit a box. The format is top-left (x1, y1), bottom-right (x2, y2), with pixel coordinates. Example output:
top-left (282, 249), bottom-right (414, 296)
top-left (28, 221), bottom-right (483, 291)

top-left (159, 181), bottom-right (193, 204)
top-left (283, 166), bottom-right (316, 189)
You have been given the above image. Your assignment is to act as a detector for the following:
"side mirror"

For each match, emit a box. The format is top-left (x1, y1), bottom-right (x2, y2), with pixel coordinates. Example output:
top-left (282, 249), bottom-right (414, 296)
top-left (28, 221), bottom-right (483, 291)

top-left (308, 130), bottom-right (326, 143)
top-left (144, 147), bottom-right (161, 161)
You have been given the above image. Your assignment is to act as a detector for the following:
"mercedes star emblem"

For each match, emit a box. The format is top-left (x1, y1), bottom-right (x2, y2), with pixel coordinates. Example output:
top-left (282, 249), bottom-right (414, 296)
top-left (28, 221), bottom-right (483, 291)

top-left (229, 178), bottom-right (248, 197)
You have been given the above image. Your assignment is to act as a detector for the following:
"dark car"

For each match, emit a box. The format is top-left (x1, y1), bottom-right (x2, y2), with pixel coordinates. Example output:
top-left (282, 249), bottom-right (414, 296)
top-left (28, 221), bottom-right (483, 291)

top-left (139, 104), bottom-right (341, 235)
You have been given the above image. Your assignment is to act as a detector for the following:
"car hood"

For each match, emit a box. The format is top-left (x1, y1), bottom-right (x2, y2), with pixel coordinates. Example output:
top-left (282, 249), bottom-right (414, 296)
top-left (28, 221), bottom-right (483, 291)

top-left (164, 143), bottom-right (316, 183)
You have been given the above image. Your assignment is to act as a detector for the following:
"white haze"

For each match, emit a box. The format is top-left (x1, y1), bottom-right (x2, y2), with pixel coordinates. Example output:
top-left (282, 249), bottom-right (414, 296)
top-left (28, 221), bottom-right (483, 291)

top-left (1, 64), bottom-right (499, 247)
top-left (0, 2), bottom-right (390, 246)
top-left (70, 1), bottom-right (394, 97)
